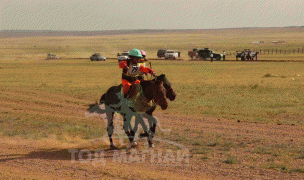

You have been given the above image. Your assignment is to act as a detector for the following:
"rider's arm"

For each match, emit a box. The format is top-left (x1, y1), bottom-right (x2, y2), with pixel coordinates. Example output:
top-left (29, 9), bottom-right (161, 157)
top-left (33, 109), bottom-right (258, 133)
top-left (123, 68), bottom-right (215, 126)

top-left (139, 65), bottom-right (156, 76)
top-left (119, 61), bottom-right (129, 71)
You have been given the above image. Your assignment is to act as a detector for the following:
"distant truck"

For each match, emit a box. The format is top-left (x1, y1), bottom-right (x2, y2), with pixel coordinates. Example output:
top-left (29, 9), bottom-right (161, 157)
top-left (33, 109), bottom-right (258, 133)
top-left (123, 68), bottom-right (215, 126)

top-left (197, 48), bottom-right (222, 61)
top-left (46, 53), bottom-right (59, 60)
top-left (157, 49), bottom-right (167, 58)
top-left (117, 51), bottom-right (129, 61)
top-left (188, 48), bottom-right (200, 59)
top-left (165, 50), bottom-right (179, 60)
top-left (236, 49), bottom-right (259, 61)
top-left (90, 53), bottom-right (106, 61)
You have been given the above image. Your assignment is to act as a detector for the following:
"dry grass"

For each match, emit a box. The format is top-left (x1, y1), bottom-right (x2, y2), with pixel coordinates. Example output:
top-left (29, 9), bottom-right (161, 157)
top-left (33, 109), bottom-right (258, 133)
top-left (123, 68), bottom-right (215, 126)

top-left (0, 27), bottom-right (304, 178)
top-left (1, 27), bottom-right (303, 61)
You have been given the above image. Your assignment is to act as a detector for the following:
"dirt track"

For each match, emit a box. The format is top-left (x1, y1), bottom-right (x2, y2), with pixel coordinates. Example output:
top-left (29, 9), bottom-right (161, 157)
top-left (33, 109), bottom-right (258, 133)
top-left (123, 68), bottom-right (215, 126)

top-left (1, 115), bottom-right (303, 179)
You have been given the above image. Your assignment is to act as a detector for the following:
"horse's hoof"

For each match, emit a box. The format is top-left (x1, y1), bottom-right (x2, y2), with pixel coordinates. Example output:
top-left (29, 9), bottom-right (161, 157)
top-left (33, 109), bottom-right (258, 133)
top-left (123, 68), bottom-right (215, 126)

top-left (110, 145), bottom-right (117, 150)
top-left (131, 141), bottom-right (138, 147)
top-left (139, 132), bottom-right (149, 138)
top-left (149, 143), bottom-right (154, 148)
top-left (128, 141), bottom-right (138, 149)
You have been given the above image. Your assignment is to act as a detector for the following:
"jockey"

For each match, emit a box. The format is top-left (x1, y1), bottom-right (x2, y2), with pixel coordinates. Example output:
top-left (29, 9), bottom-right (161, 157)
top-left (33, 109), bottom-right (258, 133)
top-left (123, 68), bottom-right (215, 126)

top-left (119, 49), bottom-right (156, 98)
top-left (138, 50), bottom-right (148, 81)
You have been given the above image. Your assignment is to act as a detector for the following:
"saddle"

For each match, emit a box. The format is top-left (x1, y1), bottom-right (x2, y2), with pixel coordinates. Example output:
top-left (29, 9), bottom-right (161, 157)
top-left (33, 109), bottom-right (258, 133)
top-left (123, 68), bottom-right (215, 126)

top-left (121, 84), bottom-right (155, 113)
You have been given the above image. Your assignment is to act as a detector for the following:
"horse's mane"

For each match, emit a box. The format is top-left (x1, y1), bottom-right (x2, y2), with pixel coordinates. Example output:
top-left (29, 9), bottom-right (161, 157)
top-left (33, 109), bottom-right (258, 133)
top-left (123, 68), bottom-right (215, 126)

top-left (129, 83), bottom-right (155, 113)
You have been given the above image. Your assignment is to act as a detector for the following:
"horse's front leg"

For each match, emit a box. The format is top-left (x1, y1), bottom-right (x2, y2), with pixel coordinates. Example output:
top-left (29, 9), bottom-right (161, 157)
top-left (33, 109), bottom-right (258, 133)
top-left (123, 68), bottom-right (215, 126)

top-left (123, 114), bottom-right (137, 145)
top-left (131, 115), bottom-right (140, 137)
top-left (106, 110), bottom-right (115, 149)
top-left (140, 106), bottom-right (157, 137)
top-left (145, 106), bottom-right (157, 136)
top-left (135, 114), bottom-right (151, 138)
top-left (141, 113), bottom-right (157, 148)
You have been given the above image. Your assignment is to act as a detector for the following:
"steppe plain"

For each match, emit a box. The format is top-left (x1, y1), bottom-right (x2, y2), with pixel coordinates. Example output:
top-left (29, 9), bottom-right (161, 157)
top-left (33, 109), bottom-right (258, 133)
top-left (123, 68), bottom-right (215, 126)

top-left (0, 27), bottom-right (304, 179)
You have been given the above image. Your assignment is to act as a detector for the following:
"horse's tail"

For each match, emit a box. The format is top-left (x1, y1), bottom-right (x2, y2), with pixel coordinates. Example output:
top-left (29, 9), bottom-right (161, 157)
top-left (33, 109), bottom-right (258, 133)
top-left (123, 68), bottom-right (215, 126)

top-left (87, 94), bottom-right (105, 111)
top-left (87, 93), bottom-right (106, 113)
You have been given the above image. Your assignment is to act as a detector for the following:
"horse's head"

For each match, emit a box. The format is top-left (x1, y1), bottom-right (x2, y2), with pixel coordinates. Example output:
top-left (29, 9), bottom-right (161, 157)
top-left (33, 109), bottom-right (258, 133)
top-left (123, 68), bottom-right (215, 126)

top-left (153, 78), bottom-right (168, 110)
top-left (165, 86), bottom-right (176, 101)
top-left (142, 74), bottom-right (176, 110)
top-left (157, 74), bottom-right (176, 101)
top-left (142, 78), bottom-right (168, 110)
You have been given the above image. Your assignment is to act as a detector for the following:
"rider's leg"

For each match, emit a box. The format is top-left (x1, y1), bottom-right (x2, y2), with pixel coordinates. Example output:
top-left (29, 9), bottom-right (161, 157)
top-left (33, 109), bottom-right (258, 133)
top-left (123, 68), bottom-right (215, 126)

top-left (122, 79), bottom-right (132, 98)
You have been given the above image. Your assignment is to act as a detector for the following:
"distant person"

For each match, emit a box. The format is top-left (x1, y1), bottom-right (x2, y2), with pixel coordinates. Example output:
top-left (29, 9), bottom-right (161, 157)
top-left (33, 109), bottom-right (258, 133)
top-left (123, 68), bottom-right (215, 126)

top-left (223, 51), bottom-right (226, 61)
top-left (138, 50), bottom-right (148, 81)
top-left (210, 53), bottom-right (213, 62)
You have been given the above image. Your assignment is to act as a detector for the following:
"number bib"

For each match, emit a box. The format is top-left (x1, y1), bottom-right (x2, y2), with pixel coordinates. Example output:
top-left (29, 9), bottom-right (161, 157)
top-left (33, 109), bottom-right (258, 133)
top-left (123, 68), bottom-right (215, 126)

top-left (128, 64), bottom-right (140, 76)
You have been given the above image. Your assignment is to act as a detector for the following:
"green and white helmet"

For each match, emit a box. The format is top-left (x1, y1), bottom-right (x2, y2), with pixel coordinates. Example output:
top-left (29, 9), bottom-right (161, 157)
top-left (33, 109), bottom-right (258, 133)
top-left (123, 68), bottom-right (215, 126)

top-left (129, 49), bottom-right (143, 58)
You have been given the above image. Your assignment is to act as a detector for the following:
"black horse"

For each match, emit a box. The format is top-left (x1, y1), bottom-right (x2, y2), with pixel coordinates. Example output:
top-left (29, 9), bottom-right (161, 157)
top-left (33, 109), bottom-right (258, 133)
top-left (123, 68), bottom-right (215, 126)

top-left (88, 74), bottom-right (176, 149)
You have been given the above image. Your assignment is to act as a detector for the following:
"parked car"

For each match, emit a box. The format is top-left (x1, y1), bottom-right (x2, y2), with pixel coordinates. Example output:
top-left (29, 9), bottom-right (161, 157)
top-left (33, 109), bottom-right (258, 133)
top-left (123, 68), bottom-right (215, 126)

top-left (117, 51), bottom-right (129, 61)
top-left (236, 49), bottom-right (259, 61)
top-left (46, 53), bottom-right (59, 60)
top-left (90, 53), bottom-right (106, 61)
top-left (165, 50), bottom-right (179, 60)
top-left (188, 48), bottom-right (201, 59)
top-left (157, 49), bottom-right (167, 58)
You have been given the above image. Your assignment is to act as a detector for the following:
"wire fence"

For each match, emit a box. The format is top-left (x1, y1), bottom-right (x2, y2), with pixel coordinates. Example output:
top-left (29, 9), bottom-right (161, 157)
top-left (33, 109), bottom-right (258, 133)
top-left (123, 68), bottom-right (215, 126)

top-left (258, 48), bottom-right (304, 55)
top-left (225, 48), bottom-right (304, 56)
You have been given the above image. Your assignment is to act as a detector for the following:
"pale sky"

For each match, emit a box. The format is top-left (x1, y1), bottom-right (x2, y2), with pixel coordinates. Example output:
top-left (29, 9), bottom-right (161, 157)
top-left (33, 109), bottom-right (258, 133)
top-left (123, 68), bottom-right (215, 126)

top-left (0, 0), bottom-right (303, 31)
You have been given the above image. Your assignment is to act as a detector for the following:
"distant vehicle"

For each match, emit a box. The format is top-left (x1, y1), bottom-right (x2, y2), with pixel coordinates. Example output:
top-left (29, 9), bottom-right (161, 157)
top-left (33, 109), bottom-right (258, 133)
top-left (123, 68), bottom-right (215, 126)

top-left (236, 49), bottom-right (259, 61)
top-left (157, 50), bottom-right (167, 58)
top-left (165, 50), bottom-right (179, 60)
top-left (46, 53), bottom-right (59, 60)
top-left (117, 51), bottom-right (129, 61)
top-left (188, 48), bottom-right (201, 59)
top-left (90, 53), bottom-right (106, 61)
top-left (197, 48), bottom-right (222, 61)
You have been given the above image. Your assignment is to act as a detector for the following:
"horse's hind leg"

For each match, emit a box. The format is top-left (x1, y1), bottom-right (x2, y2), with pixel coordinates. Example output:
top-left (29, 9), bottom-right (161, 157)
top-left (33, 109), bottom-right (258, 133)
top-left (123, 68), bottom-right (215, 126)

top-left (106, 110), bottom-right (115, 149)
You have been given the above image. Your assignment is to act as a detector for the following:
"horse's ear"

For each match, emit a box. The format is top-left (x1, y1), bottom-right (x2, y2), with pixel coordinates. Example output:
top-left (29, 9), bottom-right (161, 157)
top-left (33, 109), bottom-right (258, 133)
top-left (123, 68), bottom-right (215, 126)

top-left (157, 74), bottom-right (165, 80)
top-left (155, 78), bottom-right (162, 85)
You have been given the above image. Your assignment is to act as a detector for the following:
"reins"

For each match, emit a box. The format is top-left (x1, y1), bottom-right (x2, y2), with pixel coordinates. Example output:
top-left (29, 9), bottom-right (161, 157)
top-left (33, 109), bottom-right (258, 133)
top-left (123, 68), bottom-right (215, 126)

top-left (144, 59), bottom-right (153, 80)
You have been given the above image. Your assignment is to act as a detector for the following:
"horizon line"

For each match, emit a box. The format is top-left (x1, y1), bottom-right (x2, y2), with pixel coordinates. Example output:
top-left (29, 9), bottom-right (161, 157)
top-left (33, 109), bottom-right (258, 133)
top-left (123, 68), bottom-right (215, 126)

top-left (1, 26), bottom-right (303, 32)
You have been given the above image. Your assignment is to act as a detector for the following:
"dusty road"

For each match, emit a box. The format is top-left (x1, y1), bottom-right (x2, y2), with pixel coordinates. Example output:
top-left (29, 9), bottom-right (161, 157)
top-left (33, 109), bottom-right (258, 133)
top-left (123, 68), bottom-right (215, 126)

top-left (1, 115), bottom-right (303, 179)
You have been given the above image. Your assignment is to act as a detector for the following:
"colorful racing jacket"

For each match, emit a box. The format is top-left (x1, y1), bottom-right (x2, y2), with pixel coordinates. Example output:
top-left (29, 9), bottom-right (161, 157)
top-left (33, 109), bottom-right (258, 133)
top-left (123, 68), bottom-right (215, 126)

top-left (119, 60), bottom-right (155, 82)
